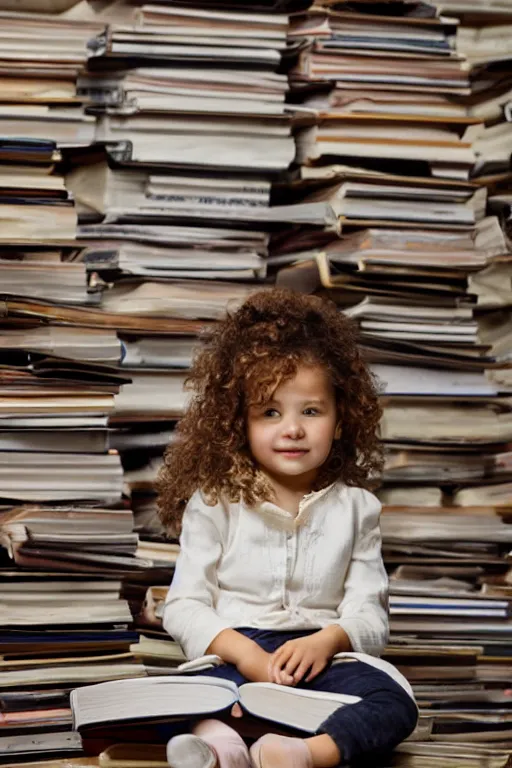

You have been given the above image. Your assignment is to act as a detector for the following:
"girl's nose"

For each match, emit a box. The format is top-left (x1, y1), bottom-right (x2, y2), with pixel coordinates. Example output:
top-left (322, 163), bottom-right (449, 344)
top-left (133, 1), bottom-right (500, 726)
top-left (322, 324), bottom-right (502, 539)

top-left (283, 420), bottom-right (305, 439)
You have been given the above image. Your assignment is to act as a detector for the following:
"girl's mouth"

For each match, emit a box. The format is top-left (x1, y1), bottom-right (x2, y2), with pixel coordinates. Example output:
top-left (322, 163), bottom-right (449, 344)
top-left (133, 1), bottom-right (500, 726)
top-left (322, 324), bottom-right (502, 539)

top-left (276, 449), bottom-right (308, 458)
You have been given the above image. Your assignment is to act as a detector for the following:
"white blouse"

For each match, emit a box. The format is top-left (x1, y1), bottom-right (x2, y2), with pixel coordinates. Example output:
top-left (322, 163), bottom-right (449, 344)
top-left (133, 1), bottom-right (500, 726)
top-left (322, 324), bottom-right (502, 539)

top-left (163, 482), bottom-right (389, 663)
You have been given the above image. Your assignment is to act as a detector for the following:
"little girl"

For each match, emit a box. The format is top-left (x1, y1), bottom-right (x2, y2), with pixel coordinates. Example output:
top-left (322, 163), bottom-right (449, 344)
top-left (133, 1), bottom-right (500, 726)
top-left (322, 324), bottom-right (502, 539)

top-left (158, 289), bottom-right (417, 768)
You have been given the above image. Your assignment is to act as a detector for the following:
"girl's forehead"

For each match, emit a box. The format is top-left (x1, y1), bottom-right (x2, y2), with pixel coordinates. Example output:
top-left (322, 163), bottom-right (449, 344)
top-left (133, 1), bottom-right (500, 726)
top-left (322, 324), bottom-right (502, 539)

top-left (246, 362), bottom-right (333, 407)
top-left (275, 363), bottom-right (328, 386)
top-left (272, 364), bottom-right (334, 398)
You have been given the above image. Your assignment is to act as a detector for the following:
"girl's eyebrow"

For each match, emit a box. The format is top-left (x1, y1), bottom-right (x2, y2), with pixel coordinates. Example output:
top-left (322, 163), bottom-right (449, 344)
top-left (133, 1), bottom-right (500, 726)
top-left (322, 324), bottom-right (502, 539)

top-left (263, 398), bottom-right (326, 407)
top-left (249, 400), bottom-right (278, 410)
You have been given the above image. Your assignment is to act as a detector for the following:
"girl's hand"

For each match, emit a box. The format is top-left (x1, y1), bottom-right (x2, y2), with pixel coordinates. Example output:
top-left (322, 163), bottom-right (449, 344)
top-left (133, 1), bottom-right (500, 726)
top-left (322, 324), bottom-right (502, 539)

top-left (237, 644), bottom-right (294, 684)
top-left (268, 627), bottom-right (346, 686)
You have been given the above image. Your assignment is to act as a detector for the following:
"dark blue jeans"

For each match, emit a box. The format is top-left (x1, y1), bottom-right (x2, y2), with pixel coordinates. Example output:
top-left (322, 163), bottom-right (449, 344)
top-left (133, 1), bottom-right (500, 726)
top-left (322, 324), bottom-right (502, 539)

top-left (201, 628), bottom-right (418, 764)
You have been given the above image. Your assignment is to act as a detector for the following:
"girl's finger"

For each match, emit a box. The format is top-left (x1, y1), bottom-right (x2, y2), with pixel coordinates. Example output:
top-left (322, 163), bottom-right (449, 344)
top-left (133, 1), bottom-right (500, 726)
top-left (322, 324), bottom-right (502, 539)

top-left (272, 646), bottom-right (285, 661)
top-left (306, 661), bottom-right (325, 683)
top-left (279, 669), bottom-right (295, 686)
top-left (269, 649), bottom-right (291, 683)
top-left (272, 663), bottom-right (284, 685)
top-left (293, 659), bottom-right (311, 683)
top-left (274, 642), bottom-right (292, 661)
top-left (267, 651), bottom-right (281, 676)
top-left (284, 650), bottom-right (302, 677)
top-left (274, 645), bottom-right (294, 671)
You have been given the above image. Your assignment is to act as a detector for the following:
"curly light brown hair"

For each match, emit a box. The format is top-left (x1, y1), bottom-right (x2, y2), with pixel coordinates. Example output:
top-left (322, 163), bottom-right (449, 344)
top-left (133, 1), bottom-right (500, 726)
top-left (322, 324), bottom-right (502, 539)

top-left (157, 288), bottom-right (383, 532)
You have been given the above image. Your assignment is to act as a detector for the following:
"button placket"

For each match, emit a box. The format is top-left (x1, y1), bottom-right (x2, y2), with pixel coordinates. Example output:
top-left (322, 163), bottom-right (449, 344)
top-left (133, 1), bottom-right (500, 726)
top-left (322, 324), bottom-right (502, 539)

top-left (283, 528), bottom-right (296, 608)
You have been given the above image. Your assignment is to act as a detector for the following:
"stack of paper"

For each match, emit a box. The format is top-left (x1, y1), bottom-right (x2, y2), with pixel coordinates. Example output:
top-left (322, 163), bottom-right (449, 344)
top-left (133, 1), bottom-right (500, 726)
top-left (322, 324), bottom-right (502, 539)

top-left (0, 140), bottom-right (128, 508)
top-left (380, 504), bottom-right (512, 746)
top-left (0, 3), bottom-right (146, 753)
top-left (63, 2), bottom-right (310, 544)
top-left (0, 136), bottom-right (128, 504)
top-left (85, 6), bottom-right (295, 169)
top-left (0, 162), bottom-right (79, 241)
top-left (0, 11), bottom-right (103, 147)
top-left (454, 14), bottom-right (512, 179)
top-left (289, 7), bottom-right (480, 179)
top-left (0, 0), bottom-right (510, 762)
top-left (273, 0), bottom-right (512, 749)
top-left (0, 517), bottom-right (147, 745)
top-left (0, 333), bottom-right (128, 501)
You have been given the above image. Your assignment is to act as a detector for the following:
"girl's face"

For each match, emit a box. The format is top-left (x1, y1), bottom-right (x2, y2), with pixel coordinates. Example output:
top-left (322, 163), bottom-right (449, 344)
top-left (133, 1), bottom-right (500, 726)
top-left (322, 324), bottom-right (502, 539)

top-left (246, 363), bottom-right (338, 492)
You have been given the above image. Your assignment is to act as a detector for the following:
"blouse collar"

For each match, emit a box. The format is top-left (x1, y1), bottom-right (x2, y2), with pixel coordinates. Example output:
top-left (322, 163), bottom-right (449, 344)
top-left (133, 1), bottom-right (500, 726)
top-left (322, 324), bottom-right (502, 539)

top-left (256, 482), bottom-right (337, 528)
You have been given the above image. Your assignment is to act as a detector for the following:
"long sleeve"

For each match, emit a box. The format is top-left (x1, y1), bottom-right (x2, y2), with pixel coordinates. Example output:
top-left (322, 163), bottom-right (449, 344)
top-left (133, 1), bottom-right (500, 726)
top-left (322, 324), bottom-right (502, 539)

top-left (335, 490), bottom-right (389, 656)
top-left (162, 493), bottom-right (233, 660)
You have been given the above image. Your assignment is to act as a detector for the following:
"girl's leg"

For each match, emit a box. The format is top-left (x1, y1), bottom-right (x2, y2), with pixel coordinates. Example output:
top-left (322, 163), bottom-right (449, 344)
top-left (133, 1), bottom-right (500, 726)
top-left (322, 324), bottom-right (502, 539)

top-left (167, 719), bottom-right (251, 768)
top-left (167, 664), bottom-right (251, 768)
top-left (309, 660), bottom-right (418, 764)
top-left (250, 660), bottom-right (417, 767)
top-left (250, 734), bottom-right (313, 768)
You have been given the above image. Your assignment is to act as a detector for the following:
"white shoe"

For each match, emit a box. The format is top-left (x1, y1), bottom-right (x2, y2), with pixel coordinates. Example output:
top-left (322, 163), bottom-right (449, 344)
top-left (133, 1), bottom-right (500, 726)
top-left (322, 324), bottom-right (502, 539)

top-left (166, 733), bottom-right (217, 768)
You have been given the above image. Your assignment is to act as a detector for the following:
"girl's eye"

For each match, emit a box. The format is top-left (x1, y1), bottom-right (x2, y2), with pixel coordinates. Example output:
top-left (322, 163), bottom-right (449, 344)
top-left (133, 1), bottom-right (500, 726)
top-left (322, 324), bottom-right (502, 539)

top-left (264, 408), bottom-right (279, 417)
top-left (304, 408), bottom-right (319, 416)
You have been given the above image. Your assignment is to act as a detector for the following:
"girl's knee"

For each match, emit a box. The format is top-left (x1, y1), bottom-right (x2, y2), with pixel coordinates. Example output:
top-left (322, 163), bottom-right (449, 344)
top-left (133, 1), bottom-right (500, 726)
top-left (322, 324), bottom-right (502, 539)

top-left (319, 695), bottom-right (415, 766)
top-left (375, 688), bottom-right (418, 744)
top-left (398, 695), bottom-right (419, 740)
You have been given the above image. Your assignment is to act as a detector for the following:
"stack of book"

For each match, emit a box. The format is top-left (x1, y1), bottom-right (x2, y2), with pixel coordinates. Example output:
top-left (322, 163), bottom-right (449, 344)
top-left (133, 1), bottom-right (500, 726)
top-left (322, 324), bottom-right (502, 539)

top-left (0, 0), bottom-right (311, 764)
top-left (381, 505), bottom-right (512, 745)
top-left (0, 2), bottom-right (174, 762)
top-left (0, 131), bottom-right (127, 501)
top-left (0, 8), bottom-right (102, 150)
top-left (0, 129), bottom-right (138, 757)
top-left (66, 0), bottom-right (312, 541)
top-left (82, 4), bottom-right (297, 168)
top-left (1, 0), bottom-right (512, 765)
top-left (280, 0), bottom-right (512, 751)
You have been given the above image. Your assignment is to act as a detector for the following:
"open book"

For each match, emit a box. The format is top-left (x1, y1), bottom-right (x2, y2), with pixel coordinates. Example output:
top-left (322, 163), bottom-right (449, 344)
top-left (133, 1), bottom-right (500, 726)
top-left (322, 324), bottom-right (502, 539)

top-left (70, 674), bottom-right (361, 735)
